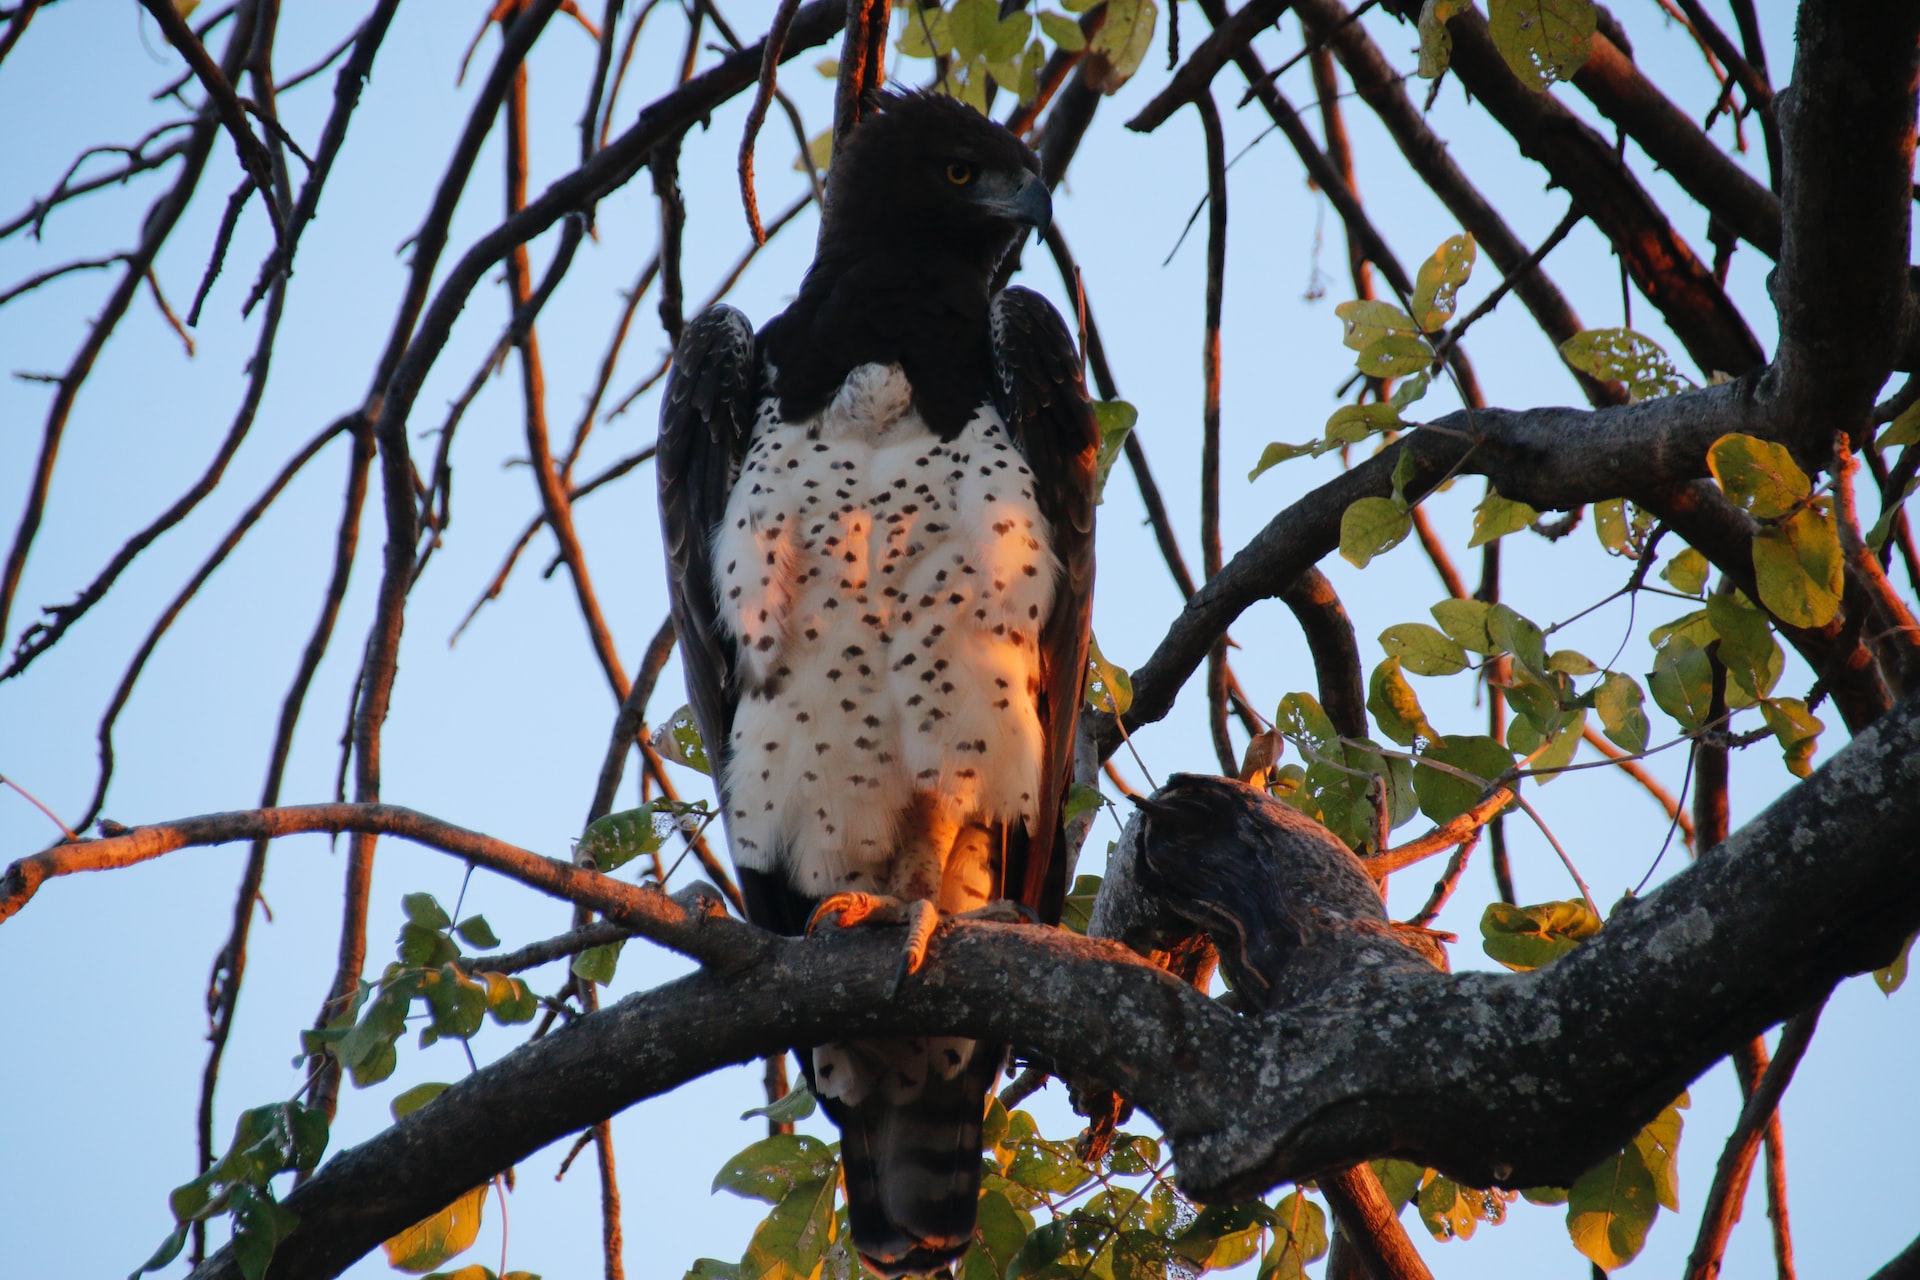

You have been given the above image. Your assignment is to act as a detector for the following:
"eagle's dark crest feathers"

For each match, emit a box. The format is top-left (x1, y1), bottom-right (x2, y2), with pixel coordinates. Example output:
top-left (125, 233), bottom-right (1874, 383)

top-left (659, 89), bottom-right (1096, 1280)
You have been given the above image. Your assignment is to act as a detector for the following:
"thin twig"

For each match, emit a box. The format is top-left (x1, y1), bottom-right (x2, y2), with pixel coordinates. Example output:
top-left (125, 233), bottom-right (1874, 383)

top-left (738, 0), bottom-right (804, 242)
top-left (1196, 92), bottom-right (1233, 777)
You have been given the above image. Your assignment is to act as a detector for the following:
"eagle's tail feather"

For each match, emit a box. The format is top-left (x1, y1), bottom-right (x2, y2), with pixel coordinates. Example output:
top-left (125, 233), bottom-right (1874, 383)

top-left (827, 1039), bottom-right (1002, 1279)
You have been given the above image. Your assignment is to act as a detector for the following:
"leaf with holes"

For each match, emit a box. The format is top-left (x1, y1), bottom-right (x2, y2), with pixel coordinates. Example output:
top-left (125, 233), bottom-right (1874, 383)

top-left (1355, 334), bottom-right (1435, 379)
top-left (1325, 401), bottom-right (1402, 445)
top-left (1708, 434), bottom-right (1810, 519)
top-left (1417, 0), bottom-right (1477, 76)
top-left (1488, 0), bottom-right (1597, 89)
top-left (1335, 299), bottom-right (1420, 351)
top-left (713, 1135), bottom-right (839, 1205)
top-left (1086, 633), bottom-right (1133, 716)
top-left (655, 705), bottom-right (712, 775)
top-left (1369, 659), bottom-right (1439, 747)
top-left (577, 806), bottom-right (663, 874)
top-left (1261, 1192), bottom-right (1330, 1279)
top-left (1411, 234), bottom-right (1476, 332)
top-left (1560, 328), bottom-right (1690, 400)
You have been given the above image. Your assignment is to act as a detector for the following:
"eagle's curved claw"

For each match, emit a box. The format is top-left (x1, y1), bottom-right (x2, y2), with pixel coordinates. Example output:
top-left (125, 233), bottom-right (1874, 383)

top-left (806, 893), bottom-right (941, 997)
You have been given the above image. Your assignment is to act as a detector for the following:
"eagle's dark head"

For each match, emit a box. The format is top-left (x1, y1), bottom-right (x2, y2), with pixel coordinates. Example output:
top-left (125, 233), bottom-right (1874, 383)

top-left (818, 91), bottom-right (1051, 279)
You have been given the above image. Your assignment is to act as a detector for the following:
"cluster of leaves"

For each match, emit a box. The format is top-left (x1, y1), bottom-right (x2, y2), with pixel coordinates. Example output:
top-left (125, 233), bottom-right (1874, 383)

top-left (895, 0), bottom-right (1157, 114)
top-left (692, 1097), bottom-right (1333, 1280)
top-left (133, 1102), bottom-right (328, 1280)
top-left (1249, 233), bottom-right (1475, 488)
top-left (301, 893), bottom-right (538, 1089)
top-left (1417, 0), bottom-right (1600, 92)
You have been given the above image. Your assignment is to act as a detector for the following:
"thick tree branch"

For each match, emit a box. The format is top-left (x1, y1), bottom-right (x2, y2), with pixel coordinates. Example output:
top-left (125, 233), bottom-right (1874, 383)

top-left (156, 686), bottom-right (1920, 1280)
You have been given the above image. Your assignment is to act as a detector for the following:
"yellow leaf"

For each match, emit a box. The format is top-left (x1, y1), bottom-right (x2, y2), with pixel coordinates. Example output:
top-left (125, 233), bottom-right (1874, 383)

top-left (1488, 0), bottom-right (1597, 91)
top-left (1751, 502), bottom-right (1843, 628)
top-left (1410, 234), bottom-right (1476, 331)
top-left (1707, 433), bottom-right (1810, 519)
top-left (383, 1185), bottom-right (487, 1274)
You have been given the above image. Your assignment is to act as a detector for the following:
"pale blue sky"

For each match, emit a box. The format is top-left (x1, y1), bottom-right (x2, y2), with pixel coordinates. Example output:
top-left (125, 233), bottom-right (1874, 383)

top-left (3, 2), bottom-right (1912, 1278)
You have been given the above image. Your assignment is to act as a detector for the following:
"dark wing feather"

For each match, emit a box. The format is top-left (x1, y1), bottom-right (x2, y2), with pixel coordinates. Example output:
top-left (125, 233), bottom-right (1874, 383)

top-left (990, 286), bottom-right (1099, 924)
top-left (658, 305), bottom-right (760, 812)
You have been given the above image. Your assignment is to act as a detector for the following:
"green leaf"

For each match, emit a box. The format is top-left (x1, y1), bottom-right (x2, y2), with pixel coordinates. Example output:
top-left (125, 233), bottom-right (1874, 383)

top-left (384, 1185), bottom-right (488, 1274)
top-left (571, 939), bottom-right (625, 986)
top-left (399, 921), bottom-right (458, 968)
top-left (1086, 632), bottom-right (1133, 716)
top-left (1062, 783), bottom-right (1104, 828)
top-left (403, 893), bottom-right (452, 931)
top-left (1391, 370), bottom-right (1432, 413)
top-left (1648, 636), bottom-right (1712, 731)
top-left (1430, 597), bottom-right (1496, 653)
top-left (1508, 704), bottom-right (1585, 780)
top-left (1757, 696), bottom-right (1824, 778)
top-left (1547, 649), bottom-right (1598, 675)
top-left (425, 966), bottom-right (488, 1040)
top-left (1879, 398), bottom-right (1920, 449)
top-left (1708, 434), bottom-right (1811, 519)
top-left (1249, 439), bottom-right (1321, 480)
top-left (1369, 659), bottom-right (1440, 747)
top-left (1416, 1175), bottom-right (1480, 1241)
top-left (1469, 488), bottom-right (1540, 547)
top-left (1335, 299), bottom-right (1419, 351)
top-left (740, 1172), bottom-right (838, 1280)
top-left (578, 806), bottom-right (664, 874)
top-left (229, 1184), bottom-right (301, 1280)
top-left (1706, 593), bottom-right (1782, 705)
top-left (1340, 496), bottom-right (1413, 568)
top-left (1261, 1193), bottom-right (1330, 1279)
top-left (1379, 622), bottom-right (1470, 676)
top-left (1173, 1203), bottom-right (1270, 1269)
top-left (1038, 10), bottom-right (1087, 51)
top-left (1559, 328), bottom-right (1691, 401)
top-left (655, 705), bottom-right (712, 775)
top-left (1086, 0), bottom-right (1157, 92)
top-left (1752, 501), bottom-right (1844, 628)
top-left (897, 6), bottom-right (950, 57)
top-left (1006, 1132), bottom-right (1092, 1197)
top-left (1416, 0), bottom-right (1475, 76)
top-left (947, 0), bottom-right (997, 58)
top-left (1648, 608), bottom-right (1714, 651)
top-left (1594, 672), bottom-right (1650, 755)
top-left (482, 972), bottom-right (538, 1025)
top-left (1875, 931), bottom-right (1916, 994)
top-left (1356, 333), bottom-right (1435, 379)
top-left (713, 1135), bottom-right (838, 1204)
top-left (1480, 898), bottom-right (1601, 971)
top-left (1324, 401), bottom-right (1402, 445)
top-left (985, 9), bottom-right (1032, 64)
top-left (685, 1263), bottom-right (740, 1280)
top-left (423, 1267), bottom-right (499, 1280)
top-left (1488, 604), bottom-right (1548, 677)
top-left (741, 1082), bottom-right (818, 1125)
top-left (1566, 1142), bottom-right (1659, 1270)
top-left (1060, 873), bottom-right (1103, 936)
top-left (131, 1222), bottom-right (191, 1280)
top-left (1487, 0), bottom-right (1597, 90)
top-left (453, 915), bottom-right (499, 950)
top-left (1411, 234), bottom-right (1476, 332)
top-left (1092, 400), bottom-right (1138, 503)
top-left (1866, 478), bottom-right (1919, 552)
top-left (391, 1082), bottom-right (451, 1122)
top-left (974, 1190), bottom-right (1034, 1274)
top-left (1370, 1160), bottom-right (1426, 1210)
top-left (1661, 547), bottom-right (1710, 596)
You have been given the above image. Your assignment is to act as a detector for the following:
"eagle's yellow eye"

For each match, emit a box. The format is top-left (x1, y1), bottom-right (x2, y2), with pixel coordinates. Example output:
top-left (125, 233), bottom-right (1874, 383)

top-left (945, 161), bottom-right (976, 185)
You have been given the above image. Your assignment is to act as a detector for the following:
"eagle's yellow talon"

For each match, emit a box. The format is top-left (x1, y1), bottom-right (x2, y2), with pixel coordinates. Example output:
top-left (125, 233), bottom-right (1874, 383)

top-left (808, 891), bottom-right (902, 932)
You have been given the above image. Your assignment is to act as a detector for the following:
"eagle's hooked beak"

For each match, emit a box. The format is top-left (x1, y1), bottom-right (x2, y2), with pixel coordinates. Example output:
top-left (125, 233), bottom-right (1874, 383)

top-left (979, 169), bottom-right (1053, 239)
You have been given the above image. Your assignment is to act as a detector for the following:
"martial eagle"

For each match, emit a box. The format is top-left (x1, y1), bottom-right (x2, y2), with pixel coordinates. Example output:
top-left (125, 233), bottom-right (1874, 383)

top-left (657, 91), bottom-right (1098, 1278)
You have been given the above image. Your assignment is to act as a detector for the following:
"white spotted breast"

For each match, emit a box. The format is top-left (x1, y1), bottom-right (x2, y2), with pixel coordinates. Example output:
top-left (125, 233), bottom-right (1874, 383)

top-left (711, 363), bottom-right (1058, 892)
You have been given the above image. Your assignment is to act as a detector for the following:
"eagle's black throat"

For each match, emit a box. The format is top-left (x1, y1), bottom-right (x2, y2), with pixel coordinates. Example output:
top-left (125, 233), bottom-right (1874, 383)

top-left (757, 92), bottom-right (1046, 439)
